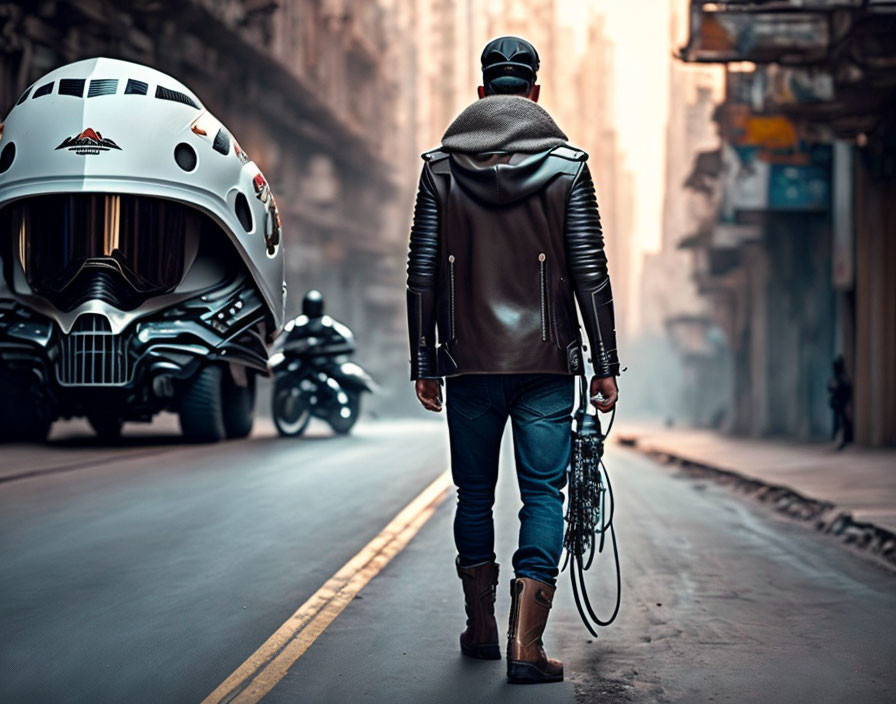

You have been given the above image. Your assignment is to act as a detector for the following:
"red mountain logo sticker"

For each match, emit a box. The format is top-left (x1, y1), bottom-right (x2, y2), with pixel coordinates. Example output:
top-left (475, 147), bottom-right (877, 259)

top-left (56, 128), bottom-right (122, 155)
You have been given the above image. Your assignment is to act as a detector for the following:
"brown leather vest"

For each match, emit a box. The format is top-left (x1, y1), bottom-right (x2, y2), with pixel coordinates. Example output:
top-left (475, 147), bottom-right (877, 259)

top-left (425, 146), bottom-right (587, 376)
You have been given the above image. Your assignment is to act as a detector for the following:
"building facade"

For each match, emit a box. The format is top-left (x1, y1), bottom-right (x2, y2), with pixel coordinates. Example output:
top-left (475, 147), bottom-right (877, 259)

top-left (631, 0), bottom-right (726, 425)
top-left (675, 0), bottom-right (896, 445)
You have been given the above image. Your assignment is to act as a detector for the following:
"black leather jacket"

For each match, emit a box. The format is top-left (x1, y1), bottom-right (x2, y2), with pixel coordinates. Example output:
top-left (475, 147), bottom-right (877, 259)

top-left (406, 144), bottom-right (619, 380)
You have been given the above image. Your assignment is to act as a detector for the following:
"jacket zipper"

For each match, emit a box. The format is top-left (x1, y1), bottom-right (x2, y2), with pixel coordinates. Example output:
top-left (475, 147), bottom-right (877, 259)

top-left (448, 254), bottom-right (456, 340)
top-left (538, 252), bottom-right (547, 341)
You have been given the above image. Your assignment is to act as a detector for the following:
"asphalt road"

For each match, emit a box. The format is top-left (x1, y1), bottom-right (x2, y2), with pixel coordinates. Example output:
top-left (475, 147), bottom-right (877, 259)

top-left (1, 416), bottom-right (894, 704)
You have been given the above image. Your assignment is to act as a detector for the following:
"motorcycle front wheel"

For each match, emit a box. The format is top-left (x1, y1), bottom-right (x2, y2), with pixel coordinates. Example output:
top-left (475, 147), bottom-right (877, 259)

top-left (273, 382), bottom-right (312, 437)
top-left (328, 391), bottom-right (361, 435)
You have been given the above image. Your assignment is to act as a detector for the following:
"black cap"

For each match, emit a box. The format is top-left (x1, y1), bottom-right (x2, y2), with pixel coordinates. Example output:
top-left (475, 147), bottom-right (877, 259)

top-left (481, 36), bottom-right (540, 95)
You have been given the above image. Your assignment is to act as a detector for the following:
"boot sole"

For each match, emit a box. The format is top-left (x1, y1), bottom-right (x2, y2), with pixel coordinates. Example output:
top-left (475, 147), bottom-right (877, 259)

top-left (507, 660), bottom-right (564, 684)
top-left (460, 637), bottom-right (501, 660)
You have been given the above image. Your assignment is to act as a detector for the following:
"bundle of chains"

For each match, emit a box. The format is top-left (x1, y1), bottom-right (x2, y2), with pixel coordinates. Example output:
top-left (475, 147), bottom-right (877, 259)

top-left (561, 375), bottom-right (621, 637)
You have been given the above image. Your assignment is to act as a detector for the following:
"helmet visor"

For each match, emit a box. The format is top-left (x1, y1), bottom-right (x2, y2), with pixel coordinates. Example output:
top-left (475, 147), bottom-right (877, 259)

top-left (9, 193), bottom-right (200, 295)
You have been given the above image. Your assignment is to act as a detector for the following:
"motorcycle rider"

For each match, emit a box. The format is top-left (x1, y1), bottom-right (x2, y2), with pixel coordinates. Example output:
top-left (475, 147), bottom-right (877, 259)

top-left (272, 289), bottom-right (373, 436)
top-left (282, 289), bottom-right (353, 355)
top-left (405, 36), bottom-right (620, 684)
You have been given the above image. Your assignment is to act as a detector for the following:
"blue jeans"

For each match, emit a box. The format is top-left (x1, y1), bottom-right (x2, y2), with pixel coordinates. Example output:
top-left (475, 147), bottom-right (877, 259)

top-left (445, 373), bottom-right (574, 585)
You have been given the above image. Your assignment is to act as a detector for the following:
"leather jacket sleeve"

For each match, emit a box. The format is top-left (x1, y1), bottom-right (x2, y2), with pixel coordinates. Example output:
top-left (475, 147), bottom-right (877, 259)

top-left (406, 163), bottom-right (440, 380)
top-left (565, 163), bottom-right (620, 378)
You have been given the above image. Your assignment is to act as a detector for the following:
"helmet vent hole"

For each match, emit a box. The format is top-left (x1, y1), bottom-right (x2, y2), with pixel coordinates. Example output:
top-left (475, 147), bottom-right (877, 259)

top-left (174, 143), bottom-right (197, 172)
top-left (125, 79), bottom-right (148, 95)
top-left (0, 143), bottom-right (15, 174)
top-left (33, 82), bottom-right (54, 98)
top-left (87, 79), bottom-right (119, 98)
top-left (59, 79), bottom-right (86, 98)
top-left (156, 85), bottom-right (200, 109)
top-left (213, 128), bottom-right (231, 155)
top-left (235, 193), bottom-right (253, 232)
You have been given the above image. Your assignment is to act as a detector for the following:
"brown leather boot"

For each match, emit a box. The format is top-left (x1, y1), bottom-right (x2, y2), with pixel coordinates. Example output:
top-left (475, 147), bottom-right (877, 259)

top-left (506, 577), bottom-right (563, 683)
top-left (456, 558), bottom-right (501, 659)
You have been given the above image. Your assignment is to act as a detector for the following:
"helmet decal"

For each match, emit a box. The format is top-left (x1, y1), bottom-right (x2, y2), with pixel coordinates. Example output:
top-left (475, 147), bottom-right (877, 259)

top-left (189, 112), bottom-right (221, 143)
top-left (55, 128), bottom-right (121, 155)
top-left (265, 195), bottom-right (282, 256)
top-left (233, 138), bottom-right (250, 165)
top-left (253, 172), bottom-right (271, 204)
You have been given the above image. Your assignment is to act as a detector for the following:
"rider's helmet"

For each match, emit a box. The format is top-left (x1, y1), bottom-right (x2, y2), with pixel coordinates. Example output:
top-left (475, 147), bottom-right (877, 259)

top-left (302, 289), bottom-right (324, 319)
top-left (0, 57), bottom-right (285, 332)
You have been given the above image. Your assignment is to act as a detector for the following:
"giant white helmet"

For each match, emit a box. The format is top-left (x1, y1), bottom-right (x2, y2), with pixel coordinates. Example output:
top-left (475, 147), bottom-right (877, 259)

top-left (0, 57), bottom-right (285, 330)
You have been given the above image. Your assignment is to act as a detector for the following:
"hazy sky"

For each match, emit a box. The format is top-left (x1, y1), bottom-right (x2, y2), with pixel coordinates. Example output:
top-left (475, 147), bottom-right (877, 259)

top-left (605, 0), bottom-right (672, 255)
top-left (561, 0), bottom-right (673, 255)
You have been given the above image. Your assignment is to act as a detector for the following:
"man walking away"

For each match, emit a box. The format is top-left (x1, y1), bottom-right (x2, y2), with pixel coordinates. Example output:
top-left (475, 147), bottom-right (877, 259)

top-left (828, 355), bottom-right (853, 449)
top-left (405, 36), bottom-right (620, 684)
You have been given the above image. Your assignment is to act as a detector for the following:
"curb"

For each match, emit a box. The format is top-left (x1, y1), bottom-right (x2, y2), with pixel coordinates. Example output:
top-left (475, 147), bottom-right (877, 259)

top-left (617, 434), bottom-right (896, 571)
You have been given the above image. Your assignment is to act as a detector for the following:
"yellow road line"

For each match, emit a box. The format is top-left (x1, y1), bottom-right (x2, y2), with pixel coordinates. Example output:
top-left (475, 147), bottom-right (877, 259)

top-left (202, 468), bottom-right (453, 704)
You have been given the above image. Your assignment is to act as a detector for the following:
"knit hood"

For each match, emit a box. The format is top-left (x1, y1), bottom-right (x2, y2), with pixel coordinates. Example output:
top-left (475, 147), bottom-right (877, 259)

top-left (441, 95), bottom-right (568, 154)
top-left (439, 96), bottom-right (570, 206)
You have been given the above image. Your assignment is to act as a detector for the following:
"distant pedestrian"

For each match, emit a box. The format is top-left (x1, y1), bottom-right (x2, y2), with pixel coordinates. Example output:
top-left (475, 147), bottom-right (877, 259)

top-left (828, 356), bottom-right (853, 449)
top-left (405, 36), bottom-right (620, 684)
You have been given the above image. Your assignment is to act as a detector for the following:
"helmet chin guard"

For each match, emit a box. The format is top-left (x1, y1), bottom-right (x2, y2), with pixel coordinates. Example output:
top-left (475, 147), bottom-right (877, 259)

top-left (0, 57), bottom-right (285, 329)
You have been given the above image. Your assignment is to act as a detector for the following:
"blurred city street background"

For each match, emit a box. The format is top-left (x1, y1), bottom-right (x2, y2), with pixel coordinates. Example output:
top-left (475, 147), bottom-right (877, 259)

top-left (1, 1), bottom-right (895, 702)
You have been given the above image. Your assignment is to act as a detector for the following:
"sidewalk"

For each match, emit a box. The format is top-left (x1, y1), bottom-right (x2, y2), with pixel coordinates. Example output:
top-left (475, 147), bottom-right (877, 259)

top-left (614, 422), bottom-right (896, 566)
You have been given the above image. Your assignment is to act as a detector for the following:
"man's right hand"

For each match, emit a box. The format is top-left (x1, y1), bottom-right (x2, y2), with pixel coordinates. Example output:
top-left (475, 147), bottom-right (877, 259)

top-left (590, 375), bottom-right (618, 413)
top-left (415, 379), bottom-right (443, 413)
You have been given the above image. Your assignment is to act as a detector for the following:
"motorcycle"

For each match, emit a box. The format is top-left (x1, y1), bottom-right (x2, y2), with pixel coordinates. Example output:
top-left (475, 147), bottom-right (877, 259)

top-left (269, 312), bottom-right (375, 436)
